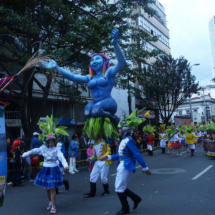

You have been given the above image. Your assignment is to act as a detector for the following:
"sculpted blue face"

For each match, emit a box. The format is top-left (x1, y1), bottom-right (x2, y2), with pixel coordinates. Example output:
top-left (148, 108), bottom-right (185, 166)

top-left (90, 55), bottom-right (103, 73)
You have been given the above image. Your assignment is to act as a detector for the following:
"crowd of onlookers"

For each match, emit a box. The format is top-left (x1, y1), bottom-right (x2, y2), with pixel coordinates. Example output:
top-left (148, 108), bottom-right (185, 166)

top-left (6, 129), bottom-right (159, 186)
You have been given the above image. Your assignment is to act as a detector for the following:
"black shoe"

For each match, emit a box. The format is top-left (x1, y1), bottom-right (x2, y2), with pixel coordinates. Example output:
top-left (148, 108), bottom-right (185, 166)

top-left (102, 183), bottom-right (110, 196)
top-left (115, 207), bottom-right (130, 215)
top-left (63, 180), bottom-right (69, 191)
top-left (84, 182), bottom-right (96, 198)
top-left (125, 188), bottom-right (142, 209)
top-left (133, 197), bottom-right (142, 209)
top-left (116, 192), bottom-right (130, 215)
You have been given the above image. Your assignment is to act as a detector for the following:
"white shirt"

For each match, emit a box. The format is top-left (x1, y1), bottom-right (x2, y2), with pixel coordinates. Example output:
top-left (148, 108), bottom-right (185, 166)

top-left (22, 145), bottom-right (68, 168)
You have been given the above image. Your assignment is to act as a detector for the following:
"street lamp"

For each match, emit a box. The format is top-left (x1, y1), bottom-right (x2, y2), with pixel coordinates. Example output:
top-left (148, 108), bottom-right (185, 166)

top-left (189, 63), bottom-right (200, 122)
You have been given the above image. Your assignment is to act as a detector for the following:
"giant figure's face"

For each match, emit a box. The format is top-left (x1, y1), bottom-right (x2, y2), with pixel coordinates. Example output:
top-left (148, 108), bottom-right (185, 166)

top-left (90, 55), bottom-right (103, 73)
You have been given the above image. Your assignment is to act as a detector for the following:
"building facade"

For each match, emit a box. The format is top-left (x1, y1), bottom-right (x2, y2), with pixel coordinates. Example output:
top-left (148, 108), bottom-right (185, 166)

top-left (172, 85), bottom-right (215, 125)
top-left (209, 16), bottom-right (215, 77)
top-left (134, 0), bottom-right (171, 124)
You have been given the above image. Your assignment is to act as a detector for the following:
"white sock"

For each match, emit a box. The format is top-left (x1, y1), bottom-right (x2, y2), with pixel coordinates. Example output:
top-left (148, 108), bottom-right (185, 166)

top-left (49, 201), bottom-right (52, 205)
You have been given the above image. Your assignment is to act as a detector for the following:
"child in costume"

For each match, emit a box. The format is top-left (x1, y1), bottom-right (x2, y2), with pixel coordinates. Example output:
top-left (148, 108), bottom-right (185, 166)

top-left (179, 131), bottom-right (186, 151)
top-left (22, 116), bottom-right (69, 214)
top-left (101, 111), bottom-right (151, 215)
top-left (159, 124), bottom-right (167, 154)
top-left (84, 136), bottom-right (111, 197)
top-left (143, 125), bottom-right (155, 156)
top-left (185, 127), bottom-right (199, 157)
top-left (166, 126), bottom-right (181, 156)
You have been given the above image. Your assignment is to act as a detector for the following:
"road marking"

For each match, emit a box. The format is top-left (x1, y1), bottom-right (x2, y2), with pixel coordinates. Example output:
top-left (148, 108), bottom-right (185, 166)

top-left (192, 165), bottom-right (213, 180)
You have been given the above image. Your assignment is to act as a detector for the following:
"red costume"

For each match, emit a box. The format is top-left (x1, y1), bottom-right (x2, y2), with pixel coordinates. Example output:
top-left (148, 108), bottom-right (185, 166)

top-left (146, 134), bottom-right (154, 145)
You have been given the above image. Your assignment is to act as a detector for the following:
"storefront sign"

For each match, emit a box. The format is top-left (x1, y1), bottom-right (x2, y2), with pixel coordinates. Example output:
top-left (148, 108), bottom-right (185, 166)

top-left (5, 119), bottom-right (22, 127)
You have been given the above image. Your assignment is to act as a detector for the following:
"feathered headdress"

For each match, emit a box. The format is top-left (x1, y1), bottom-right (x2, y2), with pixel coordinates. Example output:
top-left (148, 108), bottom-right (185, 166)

top-left (165, 125), bottom-right (175, 137)
top-left (120, 109), bottom-right (146, 132)
top-left (89, 53), bottom-right (110, 78)
top-left (207, 124), bottom-right (215, 132)
top-left (159, 124), bottom-right (166, 132)
top-left (143, 125), bottom-right (156, 136)
top-left (38, 116), bottom-right (69, 143)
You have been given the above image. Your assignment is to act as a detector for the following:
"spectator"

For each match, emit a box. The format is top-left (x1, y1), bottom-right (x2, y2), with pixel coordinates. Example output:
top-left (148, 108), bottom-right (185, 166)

top-left (31, 132), bottom-right (43, 149)
top-left (68, 135), bottom-right (79, 174)
top-left (86, 144), bottom-right (94, 171)
top-left (23, 148), bottom-right (32, 182)
top-left (11, 138), bottom-right (21, 151)
top-left (31, 132), bottom-right (43, 178)
top-left (88, 139), bottom-right (95, 145)
top-left (12, 138), bottom-right (25, 187)
top-left (79, 133), bottom-right (88, 165)
top-left (107, 137), bottom-right (117, 155)
top-left (6, 137), bottom-right (13, 185)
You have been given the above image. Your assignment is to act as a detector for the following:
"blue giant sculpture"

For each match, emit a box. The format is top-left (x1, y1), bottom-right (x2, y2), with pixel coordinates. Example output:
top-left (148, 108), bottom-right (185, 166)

top-left (42, 29), bottom-right (126, 125)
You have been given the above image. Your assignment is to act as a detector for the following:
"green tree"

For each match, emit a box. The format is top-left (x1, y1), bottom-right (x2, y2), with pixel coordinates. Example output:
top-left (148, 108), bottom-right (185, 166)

top-left (138, 54), bottom-right (199, 124)
top-left (0, 0), bottom-right (156, 137)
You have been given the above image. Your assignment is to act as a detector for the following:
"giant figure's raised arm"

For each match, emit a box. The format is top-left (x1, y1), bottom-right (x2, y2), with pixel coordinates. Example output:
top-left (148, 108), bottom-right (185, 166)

top-left (107, 29), bottom-right (126, 78)
top-left (41, 60), bottom-right (90, 83)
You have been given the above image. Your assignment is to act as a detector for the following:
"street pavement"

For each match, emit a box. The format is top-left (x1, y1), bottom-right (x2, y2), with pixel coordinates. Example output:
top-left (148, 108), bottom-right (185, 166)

top-left (1, 146), bottom-right (215, 215)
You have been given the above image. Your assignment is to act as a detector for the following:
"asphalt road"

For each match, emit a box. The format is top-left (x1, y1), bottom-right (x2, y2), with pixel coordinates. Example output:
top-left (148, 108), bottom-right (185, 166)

top-left (1, 146), bottom-right (215, 215)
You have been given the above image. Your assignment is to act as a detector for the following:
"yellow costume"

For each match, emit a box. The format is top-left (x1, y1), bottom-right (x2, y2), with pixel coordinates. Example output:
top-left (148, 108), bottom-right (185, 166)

top-left (185, 133), bottom-right (198, 145)
top-left (91, 139), bottom-right (111, 165)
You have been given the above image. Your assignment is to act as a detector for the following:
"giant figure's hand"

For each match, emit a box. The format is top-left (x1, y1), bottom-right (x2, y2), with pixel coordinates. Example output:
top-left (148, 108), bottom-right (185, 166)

top-left (41, 60), bottom-right (58, 70)
top-left (110, 29), bottom-right (119, 45)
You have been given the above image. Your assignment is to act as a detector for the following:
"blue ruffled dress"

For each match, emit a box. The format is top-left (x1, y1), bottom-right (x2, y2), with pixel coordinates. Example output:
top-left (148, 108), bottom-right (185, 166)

top-left (34, 166), bottom-right (63, 189)
top-left (22, 145), bottom-right (68, 189)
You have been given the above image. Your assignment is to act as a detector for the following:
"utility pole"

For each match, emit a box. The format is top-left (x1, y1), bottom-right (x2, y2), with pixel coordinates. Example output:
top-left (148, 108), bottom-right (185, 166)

top-left (127, 74), bottom-right (132, 114)
top-left (188, 63), bottom-right (200, 123)
top-left (202, 87), bottom-right (207, 123)
top-left (189, 95), bottom-right (193, 122)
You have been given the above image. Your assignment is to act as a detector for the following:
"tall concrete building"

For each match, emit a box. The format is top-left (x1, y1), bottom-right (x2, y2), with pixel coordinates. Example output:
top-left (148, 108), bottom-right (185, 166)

top-left (209, 16), bottom-right (215, 77)
top-left (133, 0), bottom-right (171, 124)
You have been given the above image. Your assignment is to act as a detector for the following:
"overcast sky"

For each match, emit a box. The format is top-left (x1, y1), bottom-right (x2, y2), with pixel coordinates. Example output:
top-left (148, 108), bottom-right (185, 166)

top-left (159, 0), bottom-right (215, 87)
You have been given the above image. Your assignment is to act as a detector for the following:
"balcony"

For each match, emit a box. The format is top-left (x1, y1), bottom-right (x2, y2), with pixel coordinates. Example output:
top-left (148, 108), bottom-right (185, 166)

top-left (5, 111), bottom-right (20, 119)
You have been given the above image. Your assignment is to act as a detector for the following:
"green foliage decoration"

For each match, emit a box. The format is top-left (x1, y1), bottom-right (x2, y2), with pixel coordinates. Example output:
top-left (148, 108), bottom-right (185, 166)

top-left (83, 117), bottom-right (118, 140)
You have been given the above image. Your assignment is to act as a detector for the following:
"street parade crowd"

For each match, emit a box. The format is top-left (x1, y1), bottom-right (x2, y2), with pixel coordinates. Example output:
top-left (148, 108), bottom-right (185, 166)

top-left (3, 29), bottom-right (215, 215)
top-left (6, 121), bottom-right (215, 214)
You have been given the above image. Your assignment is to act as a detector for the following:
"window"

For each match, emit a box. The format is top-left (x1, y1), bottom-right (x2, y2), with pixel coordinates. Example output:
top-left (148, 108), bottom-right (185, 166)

top-left (179, 111), bottom-right (182, 116)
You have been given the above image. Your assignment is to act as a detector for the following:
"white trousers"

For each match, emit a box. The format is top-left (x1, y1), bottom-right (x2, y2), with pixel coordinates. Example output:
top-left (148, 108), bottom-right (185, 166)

top-left (90, 161), bottom-right (109, 184)
top-left (69, 157), bottom-right (77, 173)
top-left (115, 161), bottom-right (132, 193)
top-left (160, 140), bottom-right (166, 148)
top-left (147, 144), bottom-right (153, 151)
top-left (189, 144), bottom-right (195, 150)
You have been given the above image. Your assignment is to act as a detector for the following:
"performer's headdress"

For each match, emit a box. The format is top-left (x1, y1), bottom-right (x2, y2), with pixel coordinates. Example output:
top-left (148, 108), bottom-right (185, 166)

top-left (159, 124), bottom-right (166, 132)
top-left (89, 53), bottom-right (110, 77)
top-left (207, 124), bottom-right (215, 132)
top-left (38, 116), bottom-right (69, 143)
top-left (143, 125), bottom-right (156, 136)
top-left (165, 125), bottom-right (175, 138)
top-left (120, 109), bottom-right (146, 133)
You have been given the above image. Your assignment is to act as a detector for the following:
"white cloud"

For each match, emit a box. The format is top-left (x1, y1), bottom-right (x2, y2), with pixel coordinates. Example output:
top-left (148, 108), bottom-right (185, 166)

top-left (159, 0), bottom-right (215, 86)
